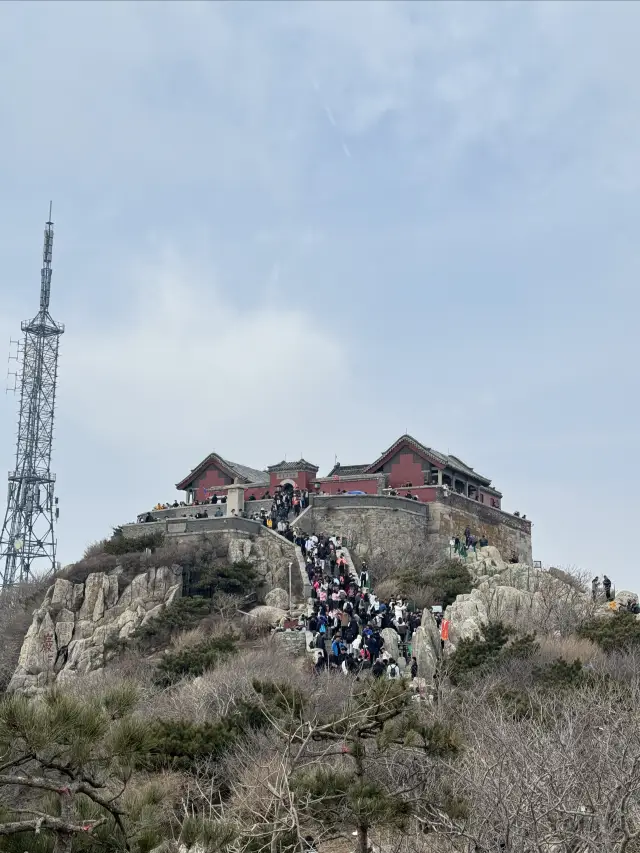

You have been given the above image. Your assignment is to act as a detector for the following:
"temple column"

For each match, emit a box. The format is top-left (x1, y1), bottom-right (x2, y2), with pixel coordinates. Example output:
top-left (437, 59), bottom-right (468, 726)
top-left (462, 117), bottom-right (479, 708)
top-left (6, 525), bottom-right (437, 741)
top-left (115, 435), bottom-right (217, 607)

top-left (437, 469), bottom-right (443, 486)
top-left (227, 482), bottom-right (245, 517)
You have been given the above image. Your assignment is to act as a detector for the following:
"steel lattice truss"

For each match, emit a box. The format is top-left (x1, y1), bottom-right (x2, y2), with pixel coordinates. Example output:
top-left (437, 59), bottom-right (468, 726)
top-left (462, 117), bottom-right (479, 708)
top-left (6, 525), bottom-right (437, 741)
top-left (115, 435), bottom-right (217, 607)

top-left (0, 208), bottom-right (64, 586)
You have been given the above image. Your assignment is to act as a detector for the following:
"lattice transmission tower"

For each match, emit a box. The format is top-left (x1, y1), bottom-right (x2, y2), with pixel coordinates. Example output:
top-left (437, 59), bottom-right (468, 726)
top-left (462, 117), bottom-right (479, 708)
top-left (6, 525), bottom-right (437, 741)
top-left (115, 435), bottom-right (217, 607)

top-left (0, 205), bottom-right (64, 586)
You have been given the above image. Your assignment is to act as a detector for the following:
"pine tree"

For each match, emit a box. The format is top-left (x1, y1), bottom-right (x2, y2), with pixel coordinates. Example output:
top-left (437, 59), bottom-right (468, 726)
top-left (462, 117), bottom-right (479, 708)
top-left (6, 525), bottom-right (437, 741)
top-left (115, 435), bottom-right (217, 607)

top-left (0, 683), bottom-right (158, 853)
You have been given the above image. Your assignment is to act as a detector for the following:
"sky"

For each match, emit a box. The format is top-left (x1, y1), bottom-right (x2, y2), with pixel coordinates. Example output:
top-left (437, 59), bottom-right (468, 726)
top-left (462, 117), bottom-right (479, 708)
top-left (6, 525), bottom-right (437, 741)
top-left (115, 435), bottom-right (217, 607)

top-left (0, 0), bottom-right (638, 587)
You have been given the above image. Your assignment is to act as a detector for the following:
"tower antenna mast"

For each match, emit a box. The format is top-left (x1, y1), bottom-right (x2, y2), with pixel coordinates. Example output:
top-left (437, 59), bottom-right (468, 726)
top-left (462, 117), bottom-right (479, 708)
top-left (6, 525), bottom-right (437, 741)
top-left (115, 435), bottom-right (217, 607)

top-left (0, 205), bottom-right (65, 585)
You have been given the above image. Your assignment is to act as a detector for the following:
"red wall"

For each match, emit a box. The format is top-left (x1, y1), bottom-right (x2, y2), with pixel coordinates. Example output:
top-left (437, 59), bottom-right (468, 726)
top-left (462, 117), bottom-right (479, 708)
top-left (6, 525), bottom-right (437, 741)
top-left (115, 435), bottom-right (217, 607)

top-left (193, 465), bottom-right (232, 502)
top-left (393, 485), bottom-right (437, 503)
top-left (269, 471), bottom-right (316, 491)
top-left (479, 490), bottom-right (501, 509)
top-left (315, 478), bottom-right (381, 495)
top-left (384, 451), bottom-right (426, 488)
top-left (244, 486), bottom-right (271, 500)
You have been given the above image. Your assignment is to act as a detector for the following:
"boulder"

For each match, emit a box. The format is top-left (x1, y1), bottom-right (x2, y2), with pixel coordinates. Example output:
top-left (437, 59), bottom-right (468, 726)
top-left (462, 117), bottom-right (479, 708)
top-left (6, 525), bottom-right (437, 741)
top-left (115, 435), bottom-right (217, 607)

top-left (7, 557), bottom-right (184, 693)
top-left (381, 627), bottom-right (400, 661)
top-left (445, 591), bottom-right (487, 647)
top-left (141, 603), bottom-right (164, 625)
top-left (615, 589), bottom-right (638, 606)
top-left (412, 609), bottom-right (441, 681)
top-left (250, 606), bottom-right (287, 628)
top-left (265, 588), bottom-right (290, 610)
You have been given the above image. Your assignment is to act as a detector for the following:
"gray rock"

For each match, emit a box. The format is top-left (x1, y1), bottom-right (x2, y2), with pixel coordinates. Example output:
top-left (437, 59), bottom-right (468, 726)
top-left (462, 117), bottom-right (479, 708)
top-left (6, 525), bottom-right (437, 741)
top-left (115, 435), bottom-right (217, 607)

top-left (250, 606), bottom-right (288, 628)
top-left (7, 557), bottom-right (184, 693)
top-left (54, 612), bottom-right (74, 650)
top-left (141, 603), bottom-right (164, 625)
top-left (78, 573), bottom-right (108, 621)
top-left (381, 627), bottom-right (400, 661)
top-left (412, 609), bottom-right (441, 681)
top-left (50, 579), bottom-right (75, 612)
top-left (265, 588), bottom-right (290, 610)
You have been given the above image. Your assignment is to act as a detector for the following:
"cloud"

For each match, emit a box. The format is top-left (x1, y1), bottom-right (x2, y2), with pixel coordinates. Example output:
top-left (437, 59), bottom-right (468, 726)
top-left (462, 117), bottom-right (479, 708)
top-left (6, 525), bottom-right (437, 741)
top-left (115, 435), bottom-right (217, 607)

top-left (1, 0), bottom-right (640, 583)
top-left (58, 249), bottom-right (349, 459)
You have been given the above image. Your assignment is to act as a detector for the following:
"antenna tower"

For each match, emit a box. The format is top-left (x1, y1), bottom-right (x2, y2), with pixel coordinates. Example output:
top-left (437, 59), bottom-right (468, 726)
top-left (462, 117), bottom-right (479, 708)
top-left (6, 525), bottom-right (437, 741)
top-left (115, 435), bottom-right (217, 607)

top-left (0, 205), bottom-right (64, 585)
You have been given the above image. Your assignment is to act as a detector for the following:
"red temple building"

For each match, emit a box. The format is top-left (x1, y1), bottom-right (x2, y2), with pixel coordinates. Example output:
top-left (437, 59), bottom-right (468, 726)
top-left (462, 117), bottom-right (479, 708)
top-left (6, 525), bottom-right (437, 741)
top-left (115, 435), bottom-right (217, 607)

top-left (176, 434), bottom-right (503, 509)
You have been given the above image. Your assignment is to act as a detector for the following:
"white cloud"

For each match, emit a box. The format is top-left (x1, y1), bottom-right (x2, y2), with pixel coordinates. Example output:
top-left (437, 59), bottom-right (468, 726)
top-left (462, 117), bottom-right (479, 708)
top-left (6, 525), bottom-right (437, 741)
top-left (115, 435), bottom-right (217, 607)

top-left (59, 249), bottom-right (349, 459)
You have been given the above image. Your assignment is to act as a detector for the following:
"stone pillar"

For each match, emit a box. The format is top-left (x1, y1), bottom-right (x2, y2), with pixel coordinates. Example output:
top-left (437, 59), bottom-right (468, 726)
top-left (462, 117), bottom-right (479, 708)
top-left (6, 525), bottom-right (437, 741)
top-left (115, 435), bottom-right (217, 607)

top-left (227, 483), bottom-right (245, 517)
top-left (437, 469), bottom-right (443, 486)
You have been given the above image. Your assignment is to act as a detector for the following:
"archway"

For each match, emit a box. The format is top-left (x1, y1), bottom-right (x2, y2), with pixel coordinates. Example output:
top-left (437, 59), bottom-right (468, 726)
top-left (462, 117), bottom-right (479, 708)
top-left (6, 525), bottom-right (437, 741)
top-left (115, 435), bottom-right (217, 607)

top-left (280, 480), bottom-right (297, 497)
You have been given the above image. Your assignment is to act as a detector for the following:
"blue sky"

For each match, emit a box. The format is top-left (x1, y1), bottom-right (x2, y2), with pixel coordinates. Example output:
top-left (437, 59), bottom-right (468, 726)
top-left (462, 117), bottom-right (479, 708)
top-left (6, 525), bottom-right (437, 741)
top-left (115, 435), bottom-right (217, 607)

top-left (0, 0), bottom-right (638, 587)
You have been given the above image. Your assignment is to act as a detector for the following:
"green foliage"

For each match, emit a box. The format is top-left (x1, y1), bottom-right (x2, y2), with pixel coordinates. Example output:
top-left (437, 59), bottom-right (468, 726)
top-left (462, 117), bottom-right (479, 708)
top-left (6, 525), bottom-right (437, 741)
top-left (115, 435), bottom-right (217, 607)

top-left (154, 635), bottom-right (237, 686)
top-left (447, 621), bottom-right (513, 683)
top-left (501, 632), bottom-right (539, 662)
top-left (251, 679), bottom-right (305, 718)
top-left (131, 596), bottom-right (213, 651)
top-left (577, 610), bottom-right (640, 652)
top-left (180, 547), bottom-right (258, 599)
top-left (492, 687), bottom-right (544, 722)
top-left (146, 702), bottom-right (266, 771)
top-left (388, 559), bottom-right (473, 609)
top-left (104, 530), bottom-right (165, 556)
top-left (0, 684), bottom-right (167, 853)
top-left (426, 558), bottom-right (474, 608)
top-left (416, 720), bottom-right (461, 756)
top-left (534, 658), bottom-right (585, 689)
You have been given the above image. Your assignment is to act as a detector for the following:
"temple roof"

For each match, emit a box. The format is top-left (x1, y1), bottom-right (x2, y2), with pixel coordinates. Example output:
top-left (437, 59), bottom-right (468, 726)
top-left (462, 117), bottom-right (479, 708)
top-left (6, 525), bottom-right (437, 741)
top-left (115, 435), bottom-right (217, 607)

top-left (224, 459), bottom-right (270, 484)
top-left (328, 434), bottom-right (497, 490)
top-left (267, 459), bottom-right (319, 473)
top-left (327, 463), bottom-right (370, 477)
top-left (176, 453), bottom-right (269, 490)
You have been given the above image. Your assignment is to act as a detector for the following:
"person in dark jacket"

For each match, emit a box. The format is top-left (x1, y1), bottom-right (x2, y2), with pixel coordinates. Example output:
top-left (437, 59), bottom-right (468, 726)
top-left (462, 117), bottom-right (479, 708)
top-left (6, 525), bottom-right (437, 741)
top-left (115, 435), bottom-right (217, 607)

top-left (372, 659), bottom-right (386, 679)
top-left (410, 657), bottom-right (418, 679)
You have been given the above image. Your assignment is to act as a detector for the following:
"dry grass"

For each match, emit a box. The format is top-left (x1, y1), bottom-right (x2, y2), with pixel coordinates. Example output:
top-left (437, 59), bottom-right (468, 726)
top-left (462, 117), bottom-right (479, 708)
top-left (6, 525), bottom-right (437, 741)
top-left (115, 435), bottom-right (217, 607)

top-left (142, 641), bottom-right (348, 724)
top-left (169, 626), bottom-right (208, 652)
top-left (535, 634), bottom-right (605, 667)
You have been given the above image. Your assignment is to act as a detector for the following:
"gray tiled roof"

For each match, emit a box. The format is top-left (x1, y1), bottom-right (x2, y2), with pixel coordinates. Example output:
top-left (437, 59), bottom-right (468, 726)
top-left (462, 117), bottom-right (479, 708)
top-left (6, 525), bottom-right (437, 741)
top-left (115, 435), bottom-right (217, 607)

top-left (222, 459), bottom-right (270, 485)
top-left (267, 459), bottom-right (319, 472)
top-left (327, 463), bottom-right (370, 477)
top-left (369, 434), bottom-right (494, 486)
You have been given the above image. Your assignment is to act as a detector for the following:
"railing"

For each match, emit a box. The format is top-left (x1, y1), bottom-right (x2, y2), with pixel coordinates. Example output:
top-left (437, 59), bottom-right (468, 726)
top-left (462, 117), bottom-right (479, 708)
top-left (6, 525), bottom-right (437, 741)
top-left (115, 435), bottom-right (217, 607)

top-left (309, 494), bottom-right (428, 517)
top-left (122, 515), bottom-right (267, 538)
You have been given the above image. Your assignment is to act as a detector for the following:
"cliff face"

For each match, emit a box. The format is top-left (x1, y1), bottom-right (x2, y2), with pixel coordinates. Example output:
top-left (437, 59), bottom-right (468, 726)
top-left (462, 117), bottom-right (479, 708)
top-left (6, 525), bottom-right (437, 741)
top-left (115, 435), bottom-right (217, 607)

top-left (8, 529), bottom-right (302, 696)
top-left (8, 566), bottom-right (182, 695)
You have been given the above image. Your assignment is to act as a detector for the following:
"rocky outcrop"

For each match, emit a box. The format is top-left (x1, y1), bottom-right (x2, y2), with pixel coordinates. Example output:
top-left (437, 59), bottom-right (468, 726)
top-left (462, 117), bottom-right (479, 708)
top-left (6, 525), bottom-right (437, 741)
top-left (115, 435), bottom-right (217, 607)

top-left (443, 545), bottom-right (616, 651)
top-left (8, 565), bottom-right (182, 696)
top-left (412, 609), bottom-right (441, 681)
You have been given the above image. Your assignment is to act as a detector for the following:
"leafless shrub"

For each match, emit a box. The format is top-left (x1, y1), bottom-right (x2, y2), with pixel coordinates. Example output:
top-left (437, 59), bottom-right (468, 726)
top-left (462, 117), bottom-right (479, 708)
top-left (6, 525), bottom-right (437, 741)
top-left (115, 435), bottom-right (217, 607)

top-left (422, 682), bottom-right (640, 853)
top-left (83, 538), bottom-right (110, 558)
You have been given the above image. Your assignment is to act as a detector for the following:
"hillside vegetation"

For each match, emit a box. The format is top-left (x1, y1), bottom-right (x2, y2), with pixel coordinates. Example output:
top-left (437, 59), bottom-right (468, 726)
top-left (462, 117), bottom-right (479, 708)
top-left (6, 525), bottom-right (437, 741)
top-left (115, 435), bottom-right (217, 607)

top-left (0, 535), bottom-right (637, 853)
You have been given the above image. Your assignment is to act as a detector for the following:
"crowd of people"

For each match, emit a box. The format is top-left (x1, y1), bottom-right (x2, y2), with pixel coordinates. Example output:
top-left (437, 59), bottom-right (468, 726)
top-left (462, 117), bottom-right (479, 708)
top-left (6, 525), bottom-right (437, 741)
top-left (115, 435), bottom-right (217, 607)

top-left (291, 533), bottom-right (449, 681)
